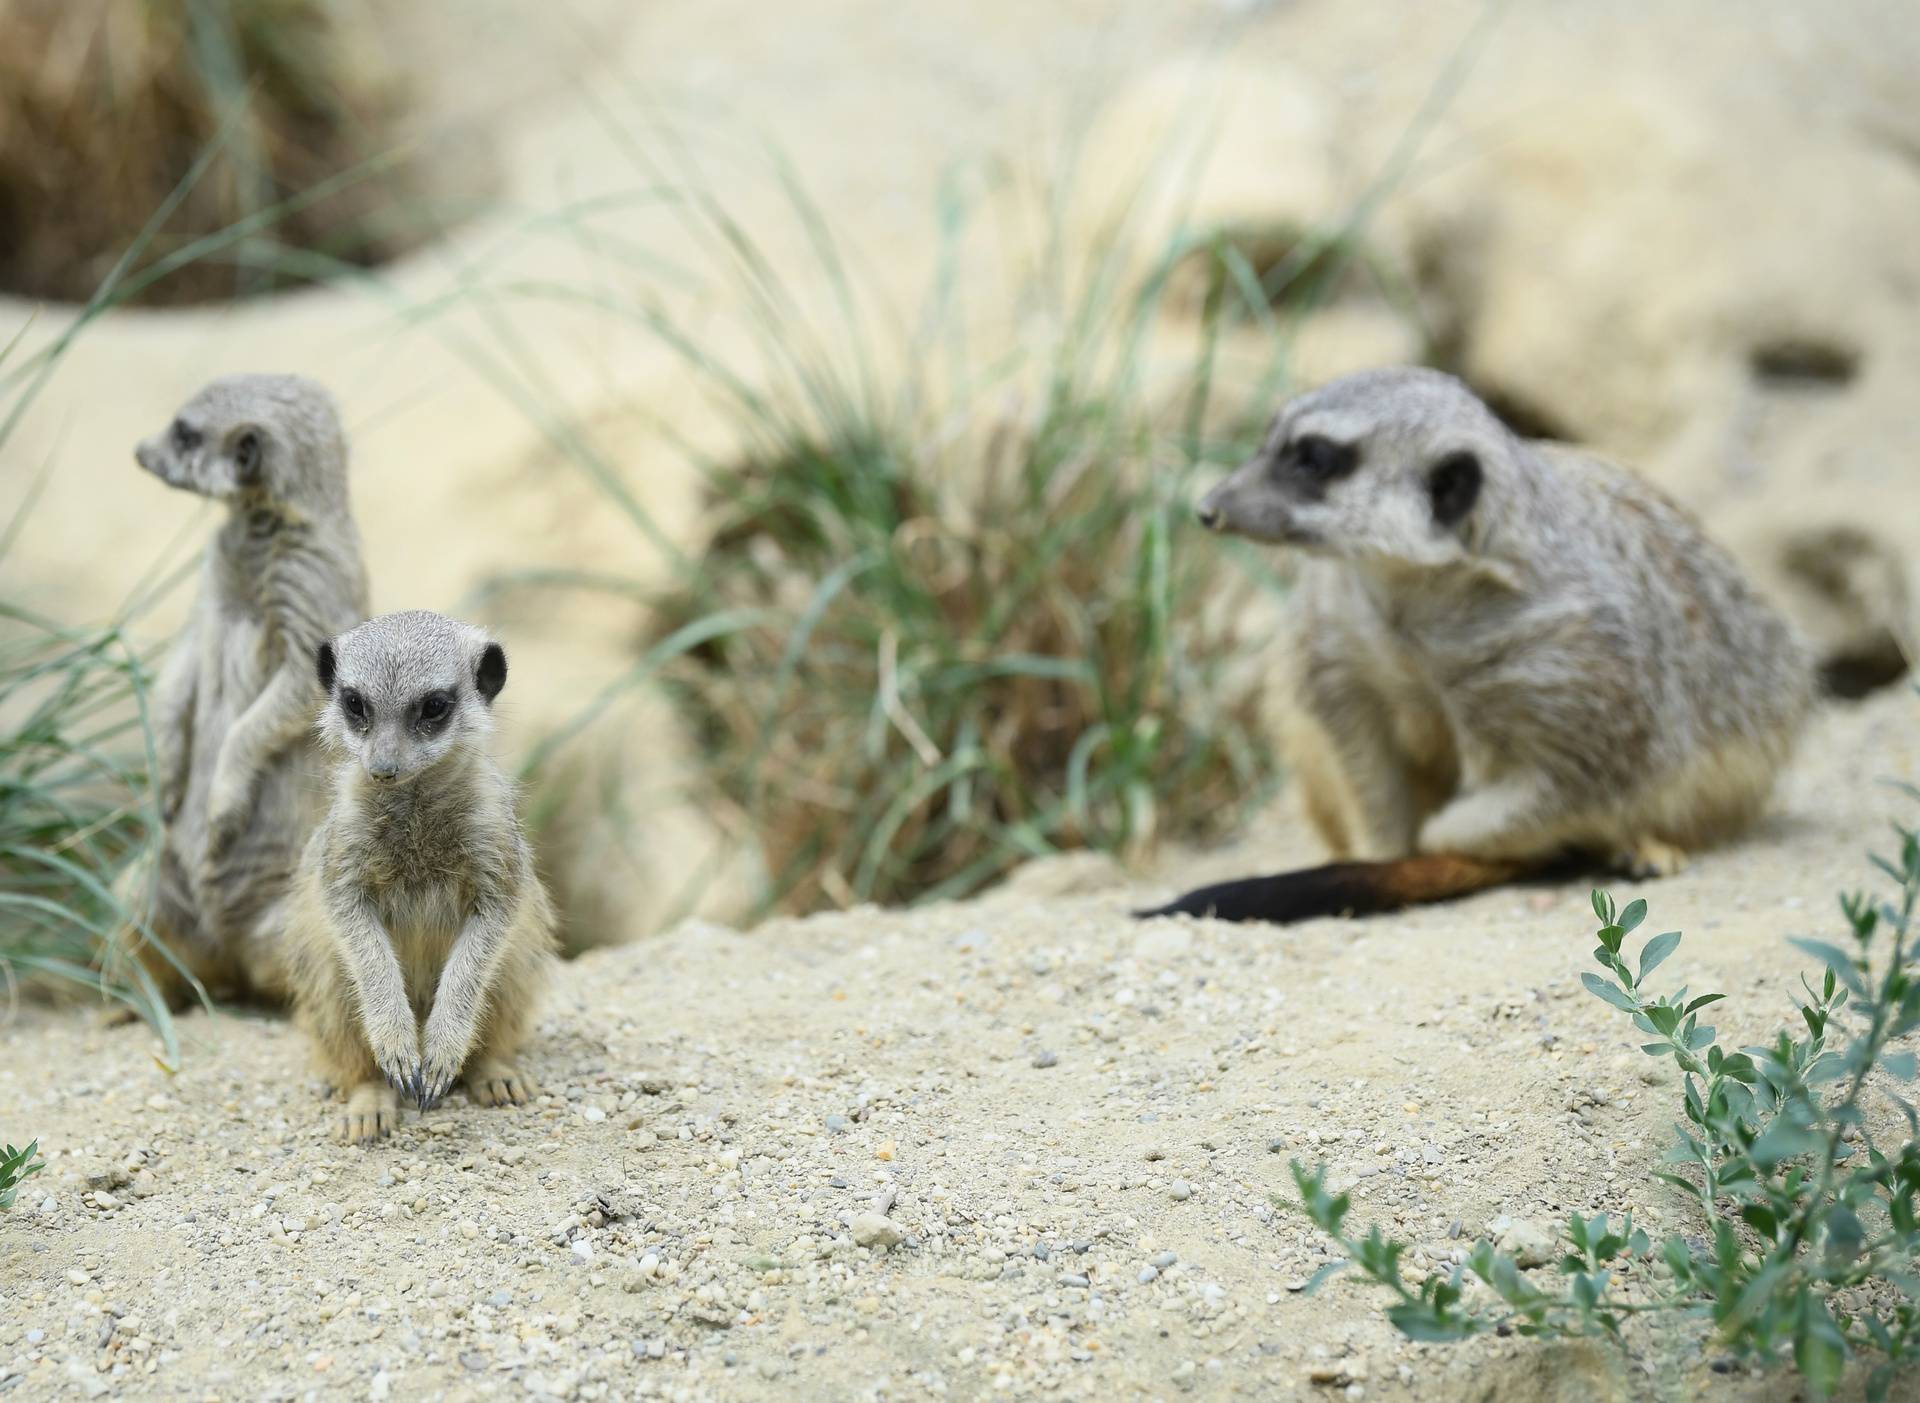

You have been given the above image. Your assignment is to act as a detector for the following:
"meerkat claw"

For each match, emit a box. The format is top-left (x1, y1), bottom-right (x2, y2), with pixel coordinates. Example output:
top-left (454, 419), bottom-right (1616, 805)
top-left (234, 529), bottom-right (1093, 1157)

top-left (466, 1060), bottom-right (534, 1108)
top-left (333, 1083), bottom-right (400, 1146)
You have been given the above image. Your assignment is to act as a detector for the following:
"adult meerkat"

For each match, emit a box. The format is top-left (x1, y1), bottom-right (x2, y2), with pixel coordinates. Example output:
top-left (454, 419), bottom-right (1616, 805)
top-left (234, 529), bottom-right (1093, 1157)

top-left (1142, 367), bottom-right (1813, 924)
top-left (285, 610), bottom-right (557, 1144)
top-left (129, 375), bottom-right (368, 999)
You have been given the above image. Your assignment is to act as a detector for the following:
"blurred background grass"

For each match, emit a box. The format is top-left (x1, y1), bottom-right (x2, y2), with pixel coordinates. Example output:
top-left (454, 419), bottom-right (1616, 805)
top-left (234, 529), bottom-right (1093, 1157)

top-left (0, 0), bottom-right (1396, 1026)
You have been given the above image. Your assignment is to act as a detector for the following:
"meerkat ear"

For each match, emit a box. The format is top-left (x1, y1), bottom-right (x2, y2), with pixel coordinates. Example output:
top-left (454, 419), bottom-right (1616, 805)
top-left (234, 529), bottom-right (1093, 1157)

top-left (1428, 450), bottom-right (1482, 529)
top-left (475, 642), bottom-right (507, 704)
top-left (233, 428), bottom-right (264, 485)
top-left (315, 641), bottom-right (337, 693)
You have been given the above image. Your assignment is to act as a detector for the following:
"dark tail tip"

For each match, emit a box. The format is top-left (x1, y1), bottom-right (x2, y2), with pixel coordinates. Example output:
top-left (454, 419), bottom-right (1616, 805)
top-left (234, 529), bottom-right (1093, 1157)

top-left (1133, 862), bottom-right (1401, 924)
top-left (1135, 854), bottom-right (1537, 926)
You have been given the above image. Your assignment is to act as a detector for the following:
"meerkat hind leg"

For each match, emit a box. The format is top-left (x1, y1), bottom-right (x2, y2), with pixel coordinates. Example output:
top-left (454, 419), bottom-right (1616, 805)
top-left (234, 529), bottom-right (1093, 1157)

top-left (466, 1058), bottom-right (534, 1107)
top-left (1615, 836), bottom-right (1690, 881)
top-left (335, 1082), bottom-right (400, 1145)
top-left (1283, 698), bottom-right (1418, 859)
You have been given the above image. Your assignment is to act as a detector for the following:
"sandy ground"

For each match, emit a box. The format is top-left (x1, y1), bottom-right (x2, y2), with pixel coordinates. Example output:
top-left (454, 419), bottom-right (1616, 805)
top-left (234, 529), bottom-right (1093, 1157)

top-left (4, 687), bottom-right (1916, 1402)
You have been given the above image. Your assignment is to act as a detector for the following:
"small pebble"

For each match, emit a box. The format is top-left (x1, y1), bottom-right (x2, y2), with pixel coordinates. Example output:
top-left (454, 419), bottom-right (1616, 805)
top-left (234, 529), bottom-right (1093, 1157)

top-left (850, 1212), bottom-right (905, 1250)
top-left (1168, 1180), bottom-right (1192, 1202)
top-left (1031, 1050), bottom-right (1059, 1069)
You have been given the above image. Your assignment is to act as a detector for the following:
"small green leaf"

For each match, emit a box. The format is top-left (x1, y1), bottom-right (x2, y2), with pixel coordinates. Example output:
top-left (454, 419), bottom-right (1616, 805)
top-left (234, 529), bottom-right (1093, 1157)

top-left (1637, 930), bottom-right (1682, 981)
top-left (1793, 1293), bottom-right (1848, 1399)
top-left (1719, 1053), bottom-right (1758, 1083)
top-left (1581, 973), bottom-right (1638, 1012)
top-left (1385, 1301), bottom-right (1481, 1343)
top-left (1296, 1260), bottom-right (1348, 1296)
top-left (1788, 938), bottom-right (1866, 996)
top-left (1749, 1118), bottom-right (1822, 1169)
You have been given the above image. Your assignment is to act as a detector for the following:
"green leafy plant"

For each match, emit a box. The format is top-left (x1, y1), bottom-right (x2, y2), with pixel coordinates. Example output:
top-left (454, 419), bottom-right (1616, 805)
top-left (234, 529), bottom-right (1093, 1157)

top-left (1288, 813), bottom-right (1920, 1401)
top-left (0, 1138), bottom-right (45, 1210)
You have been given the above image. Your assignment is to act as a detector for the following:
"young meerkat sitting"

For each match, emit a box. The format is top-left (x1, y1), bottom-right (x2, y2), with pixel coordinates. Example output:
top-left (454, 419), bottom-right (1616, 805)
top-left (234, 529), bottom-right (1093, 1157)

top-left (285, 610), bottom-right (558, 1144)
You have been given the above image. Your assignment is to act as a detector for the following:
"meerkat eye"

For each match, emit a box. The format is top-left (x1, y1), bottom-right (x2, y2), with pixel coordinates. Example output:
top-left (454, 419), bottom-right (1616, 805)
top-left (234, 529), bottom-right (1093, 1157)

top-left (1428, 450), bottom-right (1483, 527)
top-left (234, 430), bottom-right (262, 480)
top-left (171, 419), bottom-right (201, 453)
top-left (1292, 434), bottom-right (1357, 483)
top-left (418, 692), bottom-right (452, 725)
top-left (339, 689), bottom-right (368, 725)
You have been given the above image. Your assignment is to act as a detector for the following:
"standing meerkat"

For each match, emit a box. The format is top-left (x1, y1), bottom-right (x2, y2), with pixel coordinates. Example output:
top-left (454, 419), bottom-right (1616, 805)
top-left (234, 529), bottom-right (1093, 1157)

top-left (285, 610), bottom-right (557, 1144)
top-left (129, 374), bottom-right (368, 999)
top-left (1142, 367), bottom-right (1814, 924)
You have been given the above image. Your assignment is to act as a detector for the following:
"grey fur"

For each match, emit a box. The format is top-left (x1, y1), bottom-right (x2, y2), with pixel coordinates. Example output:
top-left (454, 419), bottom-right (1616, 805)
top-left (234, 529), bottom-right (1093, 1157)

top-left (131, 374), bottom-right (368, 999)
top-left (286, 610), bottom-right (557, 1142)
top-left (1200, 367), bottom-right (1813, 873)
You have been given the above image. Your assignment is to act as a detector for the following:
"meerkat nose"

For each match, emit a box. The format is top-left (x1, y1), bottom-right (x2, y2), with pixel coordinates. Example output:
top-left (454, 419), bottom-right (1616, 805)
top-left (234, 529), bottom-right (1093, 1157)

top-left (1196, 503), bottom-right (1223, 531)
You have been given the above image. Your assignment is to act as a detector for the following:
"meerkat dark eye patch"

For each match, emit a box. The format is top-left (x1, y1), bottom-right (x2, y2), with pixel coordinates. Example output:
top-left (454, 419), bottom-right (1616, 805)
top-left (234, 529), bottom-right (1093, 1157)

top-left (475, 643), bottom-right (507, 705)
top-left (417, 691), bottom-right (454, 727)
top-left (339, 688), bottom-right (369, 726)
top-left (315, 641), bottom-right (337, 692)
top-left (171, 419), bottom-right (202, 453)
top-left (1291, 434), bottom-right (1358, 487)
top-left (1428, 450), bottom-right (1482, 527)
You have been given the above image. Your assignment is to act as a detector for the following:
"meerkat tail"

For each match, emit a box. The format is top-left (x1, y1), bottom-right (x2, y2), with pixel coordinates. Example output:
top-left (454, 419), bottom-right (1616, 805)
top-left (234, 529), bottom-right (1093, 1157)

top-left (1133, 853), bottom-right (1540, 924)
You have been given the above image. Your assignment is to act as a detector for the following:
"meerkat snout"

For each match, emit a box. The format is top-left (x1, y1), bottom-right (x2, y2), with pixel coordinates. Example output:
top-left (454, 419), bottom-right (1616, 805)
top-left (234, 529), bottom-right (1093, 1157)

top-left (315, 612), bottom-right (508, 785)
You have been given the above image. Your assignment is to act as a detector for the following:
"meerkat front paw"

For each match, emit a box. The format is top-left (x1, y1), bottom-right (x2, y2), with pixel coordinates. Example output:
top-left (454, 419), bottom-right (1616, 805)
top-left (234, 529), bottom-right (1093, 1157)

top-left (466, 1059), bottom-right (534, 1107)
top-left (363, 1017), bottom-right (422, 1103)
top-left (1616, 837), bottom-right (1690, 881)
top-left (203, 748), bottom-right (264, 858)
top-left (157, 767), bottom-right (188, 825)
top-left (333, 1082), bottom-right (400, 1145)
top-left (417, 1020), bottom-right (475, 1111)
top-left (204, 795), bottom-right (248, 862)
